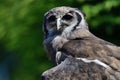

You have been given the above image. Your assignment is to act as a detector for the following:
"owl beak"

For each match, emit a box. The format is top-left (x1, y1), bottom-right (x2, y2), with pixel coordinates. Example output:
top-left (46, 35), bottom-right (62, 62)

top-left (57, 18), bottom-right (61, 30)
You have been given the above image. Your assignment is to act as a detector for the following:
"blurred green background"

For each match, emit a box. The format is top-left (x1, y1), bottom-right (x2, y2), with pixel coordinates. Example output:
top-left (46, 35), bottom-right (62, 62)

top-left (0, 0), bottom-right (120, 80)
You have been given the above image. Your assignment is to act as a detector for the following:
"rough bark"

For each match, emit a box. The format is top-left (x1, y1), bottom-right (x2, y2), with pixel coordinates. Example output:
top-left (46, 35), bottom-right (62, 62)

top-left (41, 57), bottom-right (111, 80)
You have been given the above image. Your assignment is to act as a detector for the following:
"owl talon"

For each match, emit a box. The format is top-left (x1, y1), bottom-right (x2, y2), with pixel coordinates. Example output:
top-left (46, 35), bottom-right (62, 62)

top-left (56, 51), bottom-right (62, 65)
top-left (56, 51), bottom-right (68, 65)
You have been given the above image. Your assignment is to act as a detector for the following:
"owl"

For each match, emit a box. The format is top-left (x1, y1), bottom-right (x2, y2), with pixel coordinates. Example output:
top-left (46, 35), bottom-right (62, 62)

top-left (43, 6), bottom-right (120, 77)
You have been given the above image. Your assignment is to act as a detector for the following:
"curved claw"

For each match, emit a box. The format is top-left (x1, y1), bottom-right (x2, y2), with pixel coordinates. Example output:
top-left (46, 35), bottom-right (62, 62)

top-left (56, 51), bottom-right (68, 65)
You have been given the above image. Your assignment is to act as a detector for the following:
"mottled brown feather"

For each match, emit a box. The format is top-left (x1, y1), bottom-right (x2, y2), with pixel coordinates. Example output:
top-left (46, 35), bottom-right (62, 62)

top-left (60, 36), bottom-right (120, 71)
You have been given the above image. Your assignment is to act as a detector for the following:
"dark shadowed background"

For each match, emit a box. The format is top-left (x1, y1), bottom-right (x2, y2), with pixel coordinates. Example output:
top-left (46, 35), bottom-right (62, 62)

top-left (0, 0), bottom-right (120, 80)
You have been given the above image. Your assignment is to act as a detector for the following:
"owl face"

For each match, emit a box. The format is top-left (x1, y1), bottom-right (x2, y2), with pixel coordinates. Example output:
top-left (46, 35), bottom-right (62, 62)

top-left (43, 6), bottom-right (88, 38)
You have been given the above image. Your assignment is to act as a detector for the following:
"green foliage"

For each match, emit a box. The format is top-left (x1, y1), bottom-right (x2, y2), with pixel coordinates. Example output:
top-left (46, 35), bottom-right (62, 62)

top-left (0, 0), bottom-right (120, 80)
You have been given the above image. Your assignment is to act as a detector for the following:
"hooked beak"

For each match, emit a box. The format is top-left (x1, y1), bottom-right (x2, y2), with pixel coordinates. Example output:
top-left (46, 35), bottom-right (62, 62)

top-left (57, 18), bottom-right (61, 30)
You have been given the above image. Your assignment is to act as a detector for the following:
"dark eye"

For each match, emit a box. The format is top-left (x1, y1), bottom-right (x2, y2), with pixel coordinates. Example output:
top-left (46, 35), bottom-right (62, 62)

top-left (62, 14), bottom-right (73, 20)
top-left (48, 15), bottom-right (56, 22)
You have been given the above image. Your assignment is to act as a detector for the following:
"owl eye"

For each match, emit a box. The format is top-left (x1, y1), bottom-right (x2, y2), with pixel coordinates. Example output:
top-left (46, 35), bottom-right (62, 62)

top-left (48, 15), bottom-right (56, 22)
top-left (62, 14), bottom-right (73, 20)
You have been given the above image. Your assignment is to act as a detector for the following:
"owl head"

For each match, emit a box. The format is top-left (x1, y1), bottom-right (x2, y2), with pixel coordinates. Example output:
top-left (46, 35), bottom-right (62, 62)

top-left (43, 6), bottom-right (88, 39)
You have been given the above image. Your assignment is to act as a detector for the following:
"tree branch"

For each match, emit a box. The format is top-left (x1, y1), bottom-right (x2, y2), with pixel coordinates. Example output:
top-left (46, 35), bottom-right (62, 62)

top-left (41, 57), bottom-right (111, 80)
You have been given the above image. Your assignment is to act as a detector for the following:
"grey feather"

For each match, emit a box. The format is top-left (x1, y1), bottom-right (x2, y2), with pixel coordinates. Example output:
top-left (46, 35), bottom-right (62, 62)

top-left (43, 6), bottom-right (120, 79)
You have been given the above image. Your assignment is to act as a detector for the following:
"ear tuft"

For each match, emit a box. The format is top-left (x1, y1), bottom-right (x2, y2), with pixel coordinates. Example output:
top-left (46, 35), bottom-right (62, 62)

top-left (74, 8), bottom-right (86, 17)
